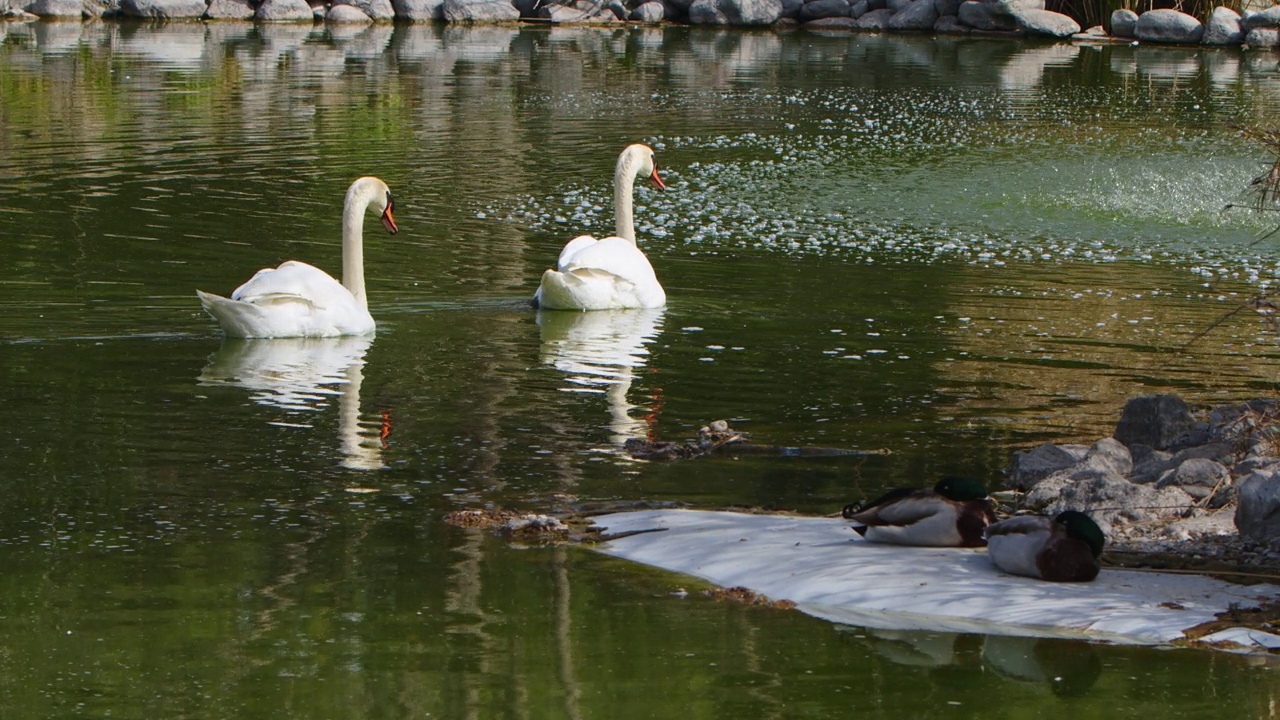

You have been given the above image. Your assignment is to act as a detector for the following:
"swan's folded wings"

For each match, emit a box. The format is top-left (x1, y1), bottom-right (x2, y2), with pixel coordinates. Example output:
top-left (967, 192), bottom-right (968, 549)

top-left (559, 237), bottom-right (660, 289)
top-left (557, 236), bottom-right (599, 269)
top-left (231, 261), bottom-right (354, 309)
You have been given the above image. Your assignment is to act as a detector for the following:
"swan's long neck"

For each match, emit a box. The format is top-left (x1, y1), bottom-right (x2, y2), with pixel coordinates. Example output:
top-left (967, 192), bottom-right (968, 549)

top-left (614, 153), bottom-right (638, 244)
top-left (341, 185), bottom-right (371, 310)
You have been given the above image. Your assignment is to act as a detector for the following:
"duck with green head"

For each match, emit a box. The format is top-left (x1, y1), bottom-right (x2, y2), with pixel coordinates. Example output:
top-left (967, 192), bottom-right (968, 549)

top-left (841, 476), bottom-right (996, 548)
top-left (985, 511), bottom-right (1106, 582)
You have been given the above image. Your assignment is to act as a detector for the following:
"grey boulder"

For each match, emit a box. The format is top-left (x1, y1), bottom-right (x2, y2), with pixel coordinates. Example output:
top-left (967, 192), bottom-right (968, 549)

top-left (1033, 473), bottom-right (1195, 528)
top-left (205, 0), bottom-right (255, 19)
top-left (854, 6), bottom-right (893, 27)
top-left (27, 0), bottom-right (84, 17)
top-left (328, 3), bottom-right (373, 21)
top-left (443, 0), bottom-right (519, 21)
top-left (335, 0), bottom-right (395, 19)
top-left (798, 0), bottom-right (848, 21)
top-left (1006, 443), bottom-right (1089, 490)
top-left (1243, 4), bottom-right (1280, 30)
top-left (687, 0), bottom-right (782, 24)
top-left (992, 0), bottom-right (1041, 12)
top-left (1134, 8), bottom-right (1204, 44)
top-left (887, 0), bottom-right (936, 30)
top-left (120, 0), bottom-right (206, 17)
top-left (957, 0), bottom-right (1016, 31)
top-left (934, 13), bottom-right (967, 31)
top-left (1245, 27), bottom-right (1280, 47)
top-left (932, 0), bottom-right (957, 16)
top-left (1156, 457), bottom-right (1233, 505)
top-left (1113, 394), bottom-right (1197, 451)
top-left (1014, 7), bottom-right (1078, 37)
top-left (1110, 7), bottom-right (1137, 37)
top-left (392, 0), bottom-right (446, 20)
top-left (1236, 470), bottom-right (1280, 547)
top-left (540, 0), bottom-right (622, 20)
top-left (630, 0), bottom-right (666, 20)
top-left (1203, 6), bottom-right (1243, 45)
top-left (256, 0), bottom-right (315, 20)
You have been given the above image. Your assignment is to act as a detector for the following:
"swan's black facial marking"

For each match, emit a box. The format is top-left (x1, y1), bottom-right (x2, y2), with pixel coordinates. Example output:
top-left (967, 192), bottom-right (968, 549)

top-left (380, 191), bottom-right (399, 235)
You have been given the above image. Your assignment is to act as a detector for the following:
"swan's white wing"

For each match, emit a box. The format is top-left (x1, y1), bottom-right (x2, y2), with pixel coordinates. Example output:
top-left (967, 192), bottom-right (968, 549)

top-left (560, 237), bottom-right (659, 288)
top-left (557, 235), bottom-right (599, 269)
top-left (231, 261), bottom-right (352, 309)
top-left (200, 261), bottom-right (372, 338)
top-left (536, 234), bottom-right (665, 311)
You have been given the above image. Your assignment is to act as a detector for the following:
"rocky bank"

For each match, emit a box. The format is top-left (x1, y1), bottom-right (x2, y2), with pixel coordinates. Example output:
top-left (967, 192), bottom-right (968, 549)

top-left (1006, 393), bottom-right (1280, 572)
top-left (2, 0), bottom-right (1279, 52)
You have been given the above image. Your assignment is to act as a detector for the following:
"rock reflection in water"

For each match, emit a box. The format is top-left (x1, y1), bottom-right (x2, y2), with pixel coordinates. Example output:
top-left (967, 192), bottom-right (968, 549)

top-left (5, 22), bottom-right (1271, 96)
top-left (537, 308), bottom-right (664, 448)
top-left (198, 336), bottom-right (387, 470)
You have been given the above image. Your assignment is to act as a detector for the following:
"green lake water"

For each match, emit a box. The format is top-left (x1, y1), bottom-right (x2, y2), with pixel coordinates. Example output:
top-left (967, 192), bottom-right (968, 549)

top-left (1, 19), bottom-right (1277, 718)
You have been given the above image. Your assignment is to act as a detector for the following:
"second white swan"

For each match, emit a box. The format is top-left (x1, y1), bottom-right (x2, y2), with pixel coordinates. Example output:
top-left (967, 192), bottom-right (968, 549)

top-left (197, 176), bottom-right (398, 338)
top-left (534, 144), bottom-right (667, 311)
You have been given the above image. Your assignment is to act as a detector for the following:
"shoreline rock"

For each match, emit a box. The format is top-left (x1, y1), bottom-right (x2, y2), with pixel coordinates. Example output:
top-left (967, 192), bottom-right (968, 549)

top-left (1005, 393), bottom-right (1280, 571)
top-left (6, 0), bottom-right (1280, 51)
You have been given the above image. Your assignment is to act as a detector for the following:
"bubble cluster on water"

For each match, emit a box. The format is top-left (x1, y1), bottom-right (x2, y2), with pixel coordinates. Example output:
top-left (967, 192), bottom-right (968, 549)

top-left (488, 86), bottom-right (1280, 288)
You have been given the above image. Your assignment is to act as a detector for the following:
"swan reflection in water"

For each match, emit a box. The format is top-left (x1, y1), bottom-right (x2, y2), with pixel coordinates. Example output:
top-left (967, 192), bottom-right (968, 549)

top-left (537, 308), bottom-right (665, 448)
top-left (198, 336), bottom-right (388, 470)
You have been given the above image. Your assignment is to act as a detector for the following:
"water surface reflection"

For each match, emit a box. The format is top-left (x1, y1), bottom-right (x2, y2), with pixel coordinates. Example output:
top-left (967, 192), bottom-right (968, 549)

top-left (538, 308), bottom-right (664, 448)
top-left (199, 337), bottom-right (387, 470)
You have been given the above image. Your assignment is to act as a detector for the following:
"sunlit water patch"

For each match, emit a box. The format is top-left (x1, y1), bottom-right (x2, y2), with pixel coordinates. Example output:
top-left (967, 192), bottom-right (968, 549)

top-left (490, 86), bottom-right (1279, 287)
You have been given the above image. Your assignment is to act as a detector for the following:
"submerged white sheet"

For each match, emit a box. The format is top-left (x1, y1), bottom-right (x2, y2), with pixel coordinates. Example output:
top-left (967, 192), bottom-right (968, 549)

top-left (592, 509), bottom-right (1280, 650)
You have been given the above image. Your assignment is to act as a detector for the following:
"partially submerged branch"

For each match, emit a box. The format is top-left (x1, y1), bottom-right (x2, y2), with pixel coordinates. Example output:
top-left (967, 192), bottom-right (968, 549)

top-left (1240, 125), bottom-right (1280, 214)
top-left (623, 419), bottom-right (890, 462)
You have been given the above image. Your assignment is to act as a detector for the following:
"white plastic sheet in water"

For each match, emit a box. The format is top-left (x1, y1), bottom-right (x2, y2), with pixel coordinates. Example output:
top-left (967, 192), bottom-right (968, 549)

top-left (592, 510), bottom-right (1280, 650)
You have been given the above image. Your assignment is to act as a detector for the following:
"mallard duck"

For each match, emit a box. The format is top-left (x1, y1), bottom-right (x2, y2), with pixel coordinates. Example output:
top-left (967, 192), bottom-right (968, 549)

top-left (841, 476), bottom-right (996, 547)
top-left (985, 511), bottom-right (1105, 582)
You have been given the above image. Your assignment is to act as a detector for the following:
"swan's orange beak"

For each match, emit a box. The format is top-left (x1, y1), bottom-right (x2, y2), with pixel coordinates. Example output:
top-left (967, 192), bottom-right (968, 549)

top-left (648, 163), bottom-right (666, 192)
top-left (380, 194), bottom-right (399, 235)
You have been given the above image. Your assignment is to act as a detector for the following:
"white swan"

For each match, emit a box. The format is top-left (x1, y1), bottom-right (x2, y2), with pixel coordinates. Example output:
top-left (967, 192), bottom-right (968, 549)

top-left (197, 176), bottom-right (398, 338)
top-left (534, 144), bottom-right (667, 311)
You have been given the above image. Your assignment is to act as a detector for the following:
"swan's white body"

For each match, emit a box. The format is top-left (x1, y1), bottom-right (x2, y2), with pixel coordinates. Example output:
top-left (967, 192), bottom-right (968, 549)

top-left (197, 176), bottom-right (398, 338)
top-left (534, 144), bottom-right (667, 311)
